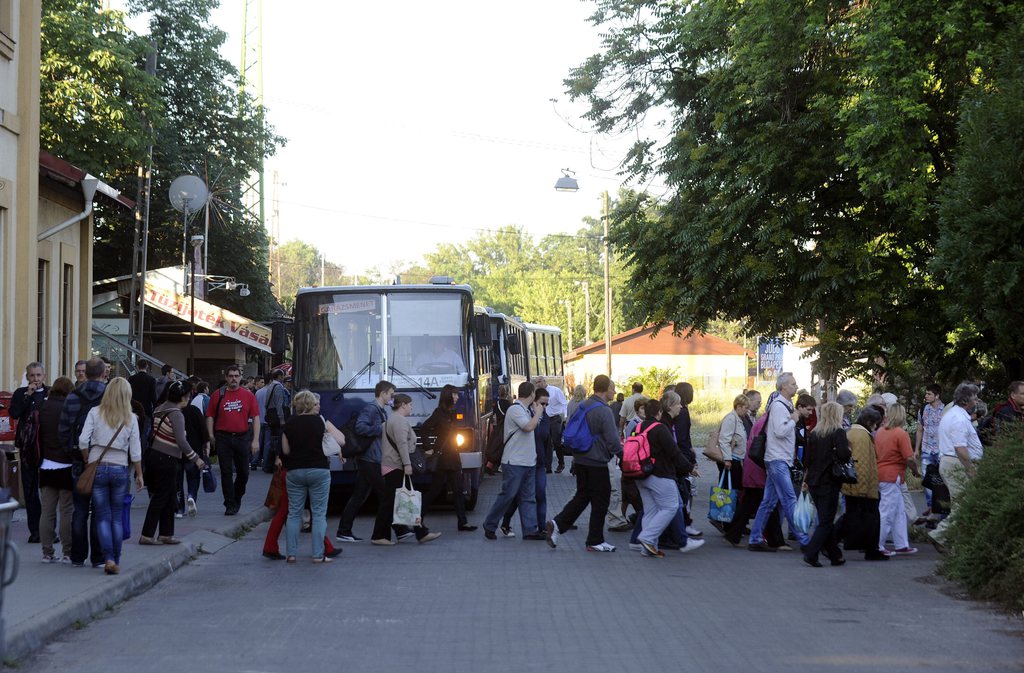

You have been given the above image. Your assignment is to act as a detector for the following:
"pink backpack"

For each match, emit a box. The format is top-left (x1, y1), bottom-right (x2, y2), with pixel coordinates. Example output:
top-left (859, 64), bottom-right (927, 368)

top-left (621, 423), bottom-right (657, 478)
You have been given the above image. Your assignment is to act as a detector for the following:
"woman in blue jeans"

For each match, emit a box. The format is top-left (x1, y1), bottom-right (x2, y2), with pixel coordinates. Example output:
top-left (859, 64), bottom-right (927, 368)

top-left (280, 390), bottom-right (344, 563)
top-left (78, 378), bottom-right (144, 575)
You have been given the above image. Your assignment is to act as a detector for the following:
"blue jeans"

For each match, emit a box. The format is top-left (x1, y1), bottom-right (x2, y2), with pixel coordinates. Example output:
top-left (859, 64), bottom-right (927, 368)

top-left (483, 464), bottom-right (537, 534)
top-left (750, 460), bottom-right (809, 547)
top-left (921, 452), bottom-right (939, 508)
top-left (501, 464), bottom-right (547, 530)
top-left (92, 464), bottom-right (130, 564)
top-left (70, 463), bottom-right (103, 566)
top-left (285, 468), bottom-right (331, 559)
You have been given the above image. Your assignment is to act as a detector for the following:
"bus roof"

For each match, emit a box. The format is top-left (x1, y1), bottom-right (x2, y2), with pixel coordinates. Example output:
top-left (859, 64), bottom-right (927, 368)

top-left (522, 322), bottom-right (561, 334)
top-left (297, 284), bottom-right (473, 297)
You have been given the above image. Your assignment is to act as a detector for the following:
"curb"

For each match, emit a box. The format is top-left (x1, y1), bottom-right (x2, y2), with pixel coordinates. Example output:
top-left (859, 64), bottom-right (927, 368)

top-left (3, 506), bottom-right (272, 664)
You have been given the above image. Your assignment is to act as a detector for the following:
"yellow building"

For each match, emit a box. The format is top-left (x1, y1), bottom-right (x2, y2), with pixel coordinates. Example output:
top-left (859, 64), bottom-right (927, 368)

top-left (1, 1), bottom-right (130, 390)
top-left (1, 0), bottom-right (43, 390)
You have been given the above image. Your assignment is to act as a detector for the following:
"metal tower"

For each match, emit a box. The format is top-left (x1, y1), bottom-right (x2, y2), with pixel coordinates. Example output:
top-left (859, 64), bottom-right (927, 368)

top-left (239, 0), bottom-right (265, 247)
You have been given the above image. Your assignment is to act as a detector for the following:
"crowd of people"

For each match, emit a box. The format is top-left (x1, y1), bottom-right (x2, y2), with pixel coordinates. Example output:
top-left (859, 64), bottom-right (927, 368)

top-left (7, 354), bottom-right (1020, 572)
top-left (6, 357), bottom-right (293, 573)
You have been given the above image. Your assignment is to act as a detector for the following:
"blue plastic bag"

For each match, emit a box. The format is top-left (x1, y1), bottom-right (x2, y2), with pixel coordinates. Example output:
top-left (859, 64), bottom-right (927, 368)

top-left (708, 471), bottom-right (738, 523)
top-left (122, 492), bottom-right (134, 540)
top-left (793, 491), bottom-right (816, 536)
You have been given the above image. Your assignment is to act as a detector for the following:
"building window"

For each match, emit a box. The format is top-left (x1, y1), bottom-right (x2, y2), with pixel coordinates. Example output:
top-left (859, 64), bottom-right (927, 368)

top-left (0, 0), bottom-right (14, 61)
top-left (37, 260), bottom-right (48, 364)
top-left (61, 263), bottom-right (73, 375)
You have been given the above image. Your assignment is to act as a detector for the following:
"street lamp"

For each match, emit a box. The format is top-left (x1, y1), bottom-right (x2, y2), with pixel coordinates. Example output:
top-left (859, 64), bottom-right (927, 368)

top-left (560, 299), bottom-right (573, 350)
top-left (169, 174), bottom-right (208, 374)
top-left (554, 168), bottom-right (579, 192)
top-left (554, 170), bottom-right (613, 378)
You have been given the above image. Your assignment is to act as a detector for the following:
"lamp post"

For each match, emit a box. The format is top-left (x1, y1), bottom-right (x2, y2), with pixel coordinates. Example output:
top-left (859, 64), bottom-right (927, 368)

top-left (189, 234), bottom-right (204, 373)
top-left (169, 174), bottom-right (209, 375)
top-left (554, 170), bottom-right (613, 377)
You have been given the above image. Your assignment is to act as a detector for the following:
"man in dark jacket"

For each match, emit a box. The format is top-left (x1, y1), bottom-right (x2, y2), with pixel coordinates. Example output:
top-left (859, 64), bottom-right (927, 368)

top-left (57, 357), bottom-right (107, 567)
top-left (10, 362), bottom-right (49, 542)
top-left (990, 381), bottom-right (1024, 437)
top-left (545, 374), bottom-right (623, 552)
top-left (128, 359), bottom-right (158, 420)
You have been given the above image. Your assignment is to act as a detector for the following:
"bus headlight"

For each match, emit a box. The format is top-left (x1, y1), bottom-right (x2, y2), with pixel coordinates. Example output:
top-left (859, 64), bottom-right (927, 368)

top-left (455, 432), bottom-right (466, 448)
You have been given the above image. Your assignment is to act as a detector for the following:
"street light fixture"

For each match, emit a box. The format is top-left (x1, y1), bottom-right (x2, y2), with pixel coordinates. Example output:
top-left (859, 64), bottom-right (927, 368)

top-left (554, 168), bottom-right (579, 192)
top-left (170, 174), bottom-right (208, 376)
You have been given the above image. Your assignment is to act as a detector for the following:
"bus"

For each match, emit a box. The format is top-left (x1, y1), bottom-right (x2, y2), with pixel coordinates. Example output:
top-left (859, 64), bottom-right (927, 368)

top-left (473, 308), bottom-right (565, 449)
top-left (292, 280), bottom-right (483, 509)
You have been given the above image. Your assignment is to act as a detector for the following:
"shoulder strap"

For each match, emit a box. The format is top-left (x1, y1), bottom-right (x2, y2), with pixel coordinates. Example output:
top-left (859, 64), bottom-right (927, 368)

top-left (91, 423), bottom-right (125, 464)
top-left (212, 386), bottom-right (227, 426)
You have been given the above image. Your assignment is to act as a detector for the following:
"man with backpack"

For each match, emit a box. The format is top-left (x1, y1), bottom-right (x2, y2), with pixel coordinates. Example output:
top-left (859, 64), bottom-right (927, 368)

top-left (255, 370), bottom-right (287, 473)
top-left (57, 357), bottom-right (107, 567)
top-left (545, 374), bottom-right (622, 552)
top-left (205, 364), bottom-right (261, 515)
top-left (10, 361), bottom-right (49, 543)
top-left (336, 381), bottom-right (396, 543)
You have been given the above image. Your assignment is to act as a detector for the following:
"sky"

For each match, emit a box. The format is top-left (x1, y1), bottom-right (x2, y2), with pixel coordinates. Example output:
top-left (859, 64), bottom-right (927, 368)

top-left (161, 1), bottom-right (659, 276)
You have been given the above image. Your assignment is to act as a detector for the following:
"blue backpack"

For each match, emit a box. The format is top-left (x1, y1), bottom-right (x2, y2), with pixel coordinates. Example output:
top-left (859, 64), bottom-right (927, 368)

top-left (562, 401), bottom-right (601, 453)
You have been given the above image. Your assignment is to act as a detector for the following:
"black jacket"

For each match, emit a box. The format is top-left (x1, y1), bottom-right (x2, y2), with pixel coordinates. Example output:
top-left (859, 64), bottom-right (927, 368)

top-left (128, 371), bottom-right (158, 418)
top-left (638, 419), bottom-right (689, 480)
top-left (422, 407), bottom-right (461, 471)
top-left (803, 428), bottom-right (852, 488)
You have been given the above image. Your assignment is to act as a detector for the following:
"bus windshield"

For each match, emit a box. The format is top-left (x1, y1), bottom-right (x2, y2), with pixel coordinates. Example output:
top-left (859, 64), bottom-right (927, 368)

top-left (389, 293), bottom-right (469, 387)
top-left (295, 290), bottom-right (470, 390)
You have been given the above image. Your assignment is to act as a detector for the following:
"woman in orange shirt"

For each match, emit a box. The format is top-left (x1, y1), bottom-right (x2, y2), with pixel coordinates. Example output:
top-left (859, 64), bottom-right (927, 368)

top-left (874, 403), bottom-right (920, 555)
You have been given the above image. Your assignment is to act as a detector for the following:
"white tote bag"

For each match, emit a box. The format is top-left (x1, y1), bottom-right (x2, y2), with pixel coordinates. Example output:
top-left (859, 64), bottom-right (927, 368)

top-left (393, 475), bottom-right (422, 528)
top-left (321, 416), bottom-right (342, 457)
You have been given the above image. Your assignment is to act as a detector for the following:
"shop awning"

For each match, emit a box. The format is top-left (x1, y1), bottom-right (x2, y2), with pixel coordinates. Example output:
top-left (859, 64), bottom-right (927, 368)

top-left (144, 267), bottom-right (272, 353)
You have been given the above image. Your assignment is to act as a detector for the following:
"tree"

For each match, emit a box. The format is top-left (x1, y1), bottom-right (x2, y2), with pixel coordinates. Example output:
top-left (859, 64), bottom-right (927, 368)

top-left (115, 0), bottom-right (285, 320)
top-left (933, 22), bottom-right (1024, 384)
top-left (566, 0), bottom-right (1024, 385)
top-left (274, 240), bottom-right (349, 313)
top-left (39, 0), bottom-right (162, 175)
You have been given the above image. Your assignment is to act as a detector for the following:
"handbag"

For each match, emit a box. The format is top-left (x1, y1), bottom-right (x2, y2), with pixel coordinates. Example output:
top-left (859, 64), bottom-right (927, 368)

top-left (75, 423), bottom-right (125, 496)
top-left (322, 417), bottom-right (342, 457)
top-left (385, 428), bottom-right (426, 473)
top-left (264, 466), bottom-right (284, 509)
top-left (831, 454), bottom-right (858, 484)
top-left (748, 406), bottom-right (771, 468)
top-left (202, 463), bottom-right (218, 493)
top-left (702, 419), bottom-right (725, 463)
top-left (392, 475), bottom-right (422, 528)
top-left (708, 470), bottom-right (738, 523)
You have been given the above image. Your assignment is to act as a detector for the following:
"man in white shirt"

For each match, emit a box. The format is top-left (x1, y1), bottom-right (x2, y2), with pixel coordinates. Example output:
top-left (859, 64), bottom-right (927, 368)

top-left (482, 382), bottom-right (546, 540)
top-left (748, 372), bottom-right (809, 552)
top-left (534, 377), bottom-right (567, 473)
top-left (618, 382), bottom-right (644, 436)
top-left (930, 382), bottom-right (983, 549)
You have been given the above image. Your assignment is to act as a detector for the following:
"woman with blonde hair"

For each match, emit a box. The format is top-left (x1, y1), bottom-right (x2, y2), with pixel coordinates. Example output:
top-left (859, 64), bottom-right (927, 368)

top-left (78, 377), bottom-right (144, 575)
top-left (280, 390), bottom-right (344, 563)
top-left (800, 402), bottom-right (851, 567)
top-left (874, 403), bottom-right (919, 556)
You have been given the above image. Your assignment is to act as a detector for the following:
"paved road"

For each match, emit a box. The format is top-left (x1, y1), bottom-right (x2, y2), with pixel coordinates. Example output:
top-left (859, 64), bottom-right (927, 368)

top-left (17, 463), bottom-right (1024, 673)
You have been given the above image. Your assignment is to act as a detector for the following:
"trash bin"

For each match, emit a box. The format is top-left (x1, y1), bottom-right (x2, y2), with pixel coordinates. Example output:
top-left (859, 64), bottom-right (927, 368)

top-left (0, 493), bottom-right (21, 663)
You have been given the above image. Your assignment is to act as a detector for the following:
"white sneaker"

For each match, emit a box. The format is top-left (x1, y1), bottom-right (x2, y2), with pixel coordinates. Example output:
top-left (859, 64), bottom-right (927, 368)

top-left (587, 542), bottom-right (616, 552)
top-left (499, 525), bottom-right (516, 538)
top-left (685, 525), bottom-right (703, 537)
top-left (186, 497), bottom-right (197, 518)
top-left (680, 538), bottom-right (706, 553)
top-left (544, 520), bottom-right (559, 548)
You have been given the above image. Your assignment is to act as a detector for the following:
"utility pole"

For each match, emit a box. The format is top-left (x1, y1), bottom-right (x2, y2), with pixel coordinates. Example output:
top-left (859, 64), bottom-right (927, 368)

top-left (582, 280), bottom-right (591, 344)
top-left (561, 300), bottom-right (573, 350)
top-left (603, 190), bottom-right (612, 378)
top-left (239, 0), bottom-right (265, 256)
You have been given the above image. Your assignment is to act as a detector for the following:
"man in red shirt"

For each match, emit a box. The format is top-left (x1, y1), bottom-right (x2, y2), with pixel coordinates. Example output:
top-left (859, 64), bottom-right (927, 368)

top-left (206, 364), bottom-right (261, 515)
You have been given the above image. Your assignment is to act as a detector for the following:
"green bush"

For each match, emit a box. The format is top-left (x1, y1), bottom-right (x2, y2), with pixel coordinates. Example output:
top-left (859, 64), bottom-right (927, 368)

top-left (940, 424), bottom-right (1024, 612)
